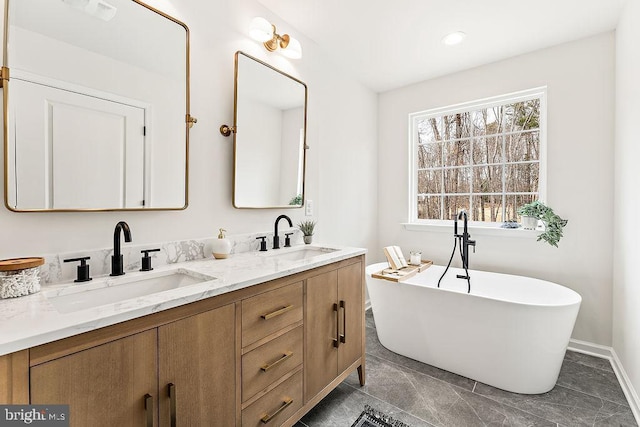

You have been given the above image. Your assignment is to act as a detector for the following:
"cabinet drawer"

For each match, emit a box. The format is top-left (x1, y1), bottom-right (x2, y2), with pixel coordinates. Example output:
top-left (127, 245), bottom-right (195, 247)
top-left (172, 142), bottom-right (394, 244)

top-left (242, 326), bottom-right (302, 402)
top-left (242, 282), bottom-right (303, 346)
top-left (242, 370), bottom-right (302, 427)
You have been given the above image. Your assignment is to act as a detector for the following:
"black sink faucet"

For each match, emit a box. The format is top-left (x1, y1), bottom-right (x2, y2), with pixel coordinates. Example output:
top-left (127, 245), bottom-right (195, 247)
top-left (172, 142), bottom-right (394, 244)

top-left (273, 215), bottom-right (293, 249)
top-left (111, 221), bottom-right (132, 276)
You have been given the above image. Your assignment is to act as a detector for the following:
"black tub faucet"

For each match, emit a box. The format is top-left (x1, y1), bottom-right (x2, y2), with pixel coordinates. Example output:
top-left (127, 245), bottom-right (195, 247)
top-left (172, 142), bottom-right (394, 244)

top-left (111, 221), bottom-right (132, 276)
top-left (273, 215), bottom-right (293, 249)
top-left (455, 210), bottom-right (476, 272)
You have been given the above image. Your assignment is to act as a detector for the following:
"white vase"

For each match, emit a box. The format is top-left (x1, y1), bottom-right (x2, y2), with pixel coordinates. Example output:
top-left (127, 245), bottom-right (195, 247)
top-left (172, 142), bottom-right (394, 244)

top-left (521, 216), bottom-right (538, 230)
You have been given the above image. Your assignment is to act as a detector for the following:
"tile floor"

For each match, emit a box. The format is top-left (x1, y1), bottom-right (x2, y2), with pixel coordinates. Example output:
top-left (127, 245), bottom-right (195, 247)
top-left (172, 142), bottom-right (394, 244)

top-left (295, 310), bottom-right (637, 427)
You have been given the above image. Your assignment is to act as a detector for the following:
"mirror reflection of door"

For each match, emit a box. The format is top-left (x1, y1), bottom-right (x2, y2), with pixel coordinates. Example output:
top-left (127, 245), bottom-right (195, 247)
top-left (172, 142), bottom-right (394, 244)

top-left (9, 80), bottom-right (145, 209)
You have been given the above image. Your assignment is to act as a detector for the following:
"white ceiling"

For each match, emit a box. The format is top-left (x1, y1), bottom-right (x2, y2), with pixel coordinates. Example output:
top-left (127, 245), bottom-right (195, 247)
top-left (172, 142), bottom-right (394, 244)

top-left (258, 0), bottom-right (627, 92)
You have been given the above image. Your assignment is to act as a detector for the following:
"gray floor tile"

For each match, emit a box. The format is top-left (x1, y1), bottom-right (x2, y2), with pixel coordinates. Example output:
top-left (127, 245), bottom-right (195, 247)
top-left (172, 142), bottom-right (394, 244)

top-left (474, 381), bottom-right (636, 427)
top-left (592, 399), bottom-right (638, 426)
top-left (365, 309), bottom-right (376, 329)
top-left (557, 359), bottom-right (627, 406)
top-left (301, 382), bottom-right (434, 427)
top-left (564, 351), bottom-right (614, 373)
top-left (364, 325), bottom-right (476, 391)
top-left (345, 354), bottom-right (555, 427)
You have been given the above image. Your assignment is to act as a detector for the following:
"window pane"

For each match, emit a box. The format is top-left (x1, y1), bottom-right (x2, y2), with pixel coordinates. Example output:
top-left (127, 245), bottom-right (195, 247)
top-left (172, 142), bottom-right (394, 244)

top-left (472, 165), bottom-right (503, 193)
top-left (471, 195), bottom-right (503, 222)
top-left (473, 136), bottom-right (502, 165)
top-left (417, 118), bottom-right (439, 144)
top-left (417, 169), bottom-right (442, 194)
top-left (476, 106), bottom-right (506, 135)
top-left (505, 163), bottom-right (539, 193)
top-left (505, 194), bottom-right (537, 220)
top-left (444, 139), bottom-right (471, 166)
top-left (444, 167), bottom-right (471, 194)
top-left (417, 143), bottom-right (441, 168)
top-left (505, 131), bottom-right (539, 162)
top-left (505, 99), bottom-right (540, 132)
top-left (442, 113), bottom-right (472, 140)
top-left (443, 195), bottom-right (469, 221)
top-left (417, 195), bottom-right (441, 220)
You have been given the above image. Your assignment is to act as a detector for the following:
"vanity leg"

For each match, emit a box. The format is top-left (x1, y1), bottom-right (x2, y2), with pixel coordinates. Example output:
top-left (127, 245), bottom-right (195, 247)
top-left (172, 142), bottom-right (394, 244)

top-left (357, 362), bottom-right (366, 386)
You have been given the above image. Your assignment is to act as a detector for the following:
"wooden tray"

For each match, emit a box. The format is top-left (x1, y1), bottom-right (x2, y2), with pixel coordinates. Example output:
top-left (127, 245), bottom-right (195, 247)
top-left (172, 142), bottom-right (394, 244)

top-left (372, 260), bottom-right (432, 282)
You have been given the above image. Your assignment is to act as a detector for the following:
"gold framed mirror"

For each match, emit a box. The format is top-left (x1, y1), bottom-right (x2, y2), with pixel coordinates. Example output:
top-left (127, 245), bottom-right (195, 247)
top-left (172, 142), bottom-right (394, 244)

top-left (229, 51), bottom-right (308, 209)
top-left (1, 0), bottom-right (195, 211)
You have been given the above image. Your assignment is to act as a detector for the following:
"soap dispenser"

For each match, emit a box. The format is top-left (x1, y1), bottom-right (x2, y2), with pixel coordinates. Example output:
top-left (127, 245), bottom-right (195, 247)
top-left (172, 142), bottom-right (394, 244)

top-left (212, 228), bottom-right (232, 259)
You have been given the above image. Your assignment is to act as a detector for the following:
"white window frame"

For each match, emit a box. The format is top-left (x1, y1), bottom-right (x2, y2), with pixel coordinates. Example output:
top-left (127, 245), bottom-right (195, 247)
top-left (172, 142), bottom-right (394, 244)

top-left (406, 87), bottom-right (547, 231)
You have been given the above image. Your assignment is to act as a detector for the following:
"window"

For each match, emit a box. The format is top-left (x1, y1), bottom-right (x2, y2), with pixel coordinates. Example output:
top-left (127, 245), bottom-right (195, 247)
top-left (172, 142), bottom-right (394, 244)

top-left (409, 88), bottom-right (546, 225)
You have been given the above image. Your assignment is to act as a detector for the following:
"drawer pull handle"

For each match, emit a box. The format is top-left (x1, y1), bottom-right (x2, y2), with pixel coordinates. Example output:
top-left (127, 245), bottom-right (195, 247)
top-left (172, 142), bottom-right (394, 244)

top-left (261, 304), bottom-right (294, 320)
top-left (333, 303), bottom-right (340, 348)
top-left (144, 394), bottom-right (153, 427)
top-left (260, 398), bottom-right (293, 423)
top-left (168, 383), bottom-right (177, 427)
top-left (340, 300), bottom-right (347, 343)
top-left (261, 351), bottom-right (293, 372)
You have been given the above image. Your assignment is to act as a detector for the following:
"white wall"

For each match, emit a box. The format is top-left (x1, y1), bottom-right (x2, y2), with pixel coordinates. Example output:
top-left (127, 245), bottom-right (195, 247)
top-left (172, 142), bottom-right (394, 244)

top-left (614, 0), bottom-right (640, 405)
top-left (378, 33), bottom-right (615, 346)
top-left (0, 0), bottom-right (378, 261)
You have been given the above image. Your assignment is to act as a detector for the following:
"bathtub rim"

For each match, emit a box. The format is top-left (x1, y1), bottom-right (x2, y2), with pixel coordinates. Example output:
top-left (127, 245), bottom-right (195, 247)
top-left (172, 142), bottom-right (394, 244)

top-left (366, 262), bottom-right (582, 308)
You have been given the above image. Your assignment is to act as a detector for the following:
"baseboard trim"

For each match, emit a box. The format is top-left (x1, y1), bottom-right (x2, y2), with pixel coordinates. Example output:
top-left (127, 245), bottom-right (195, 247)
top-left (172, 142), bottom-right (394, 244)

top-left (568, 339), bottom-right (640, 424)
top-left (567, 338), bottom-right (612, 358)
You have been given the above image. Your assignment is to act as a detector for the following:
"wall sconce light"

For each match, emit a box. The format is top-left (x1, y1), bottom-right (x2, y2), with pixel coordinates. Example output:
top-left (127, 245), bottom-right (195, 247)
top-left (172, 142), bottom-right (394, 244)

top-left (249, 17), bottom-right (302, 59)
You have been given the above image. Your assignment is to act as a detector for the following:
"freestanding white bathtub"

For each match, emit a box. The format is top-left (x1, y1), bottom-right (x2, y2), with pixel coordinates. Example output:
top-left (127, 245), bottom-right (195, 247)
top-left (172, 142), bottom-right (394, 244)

top-left (366, 262), bottom-right (582, 394)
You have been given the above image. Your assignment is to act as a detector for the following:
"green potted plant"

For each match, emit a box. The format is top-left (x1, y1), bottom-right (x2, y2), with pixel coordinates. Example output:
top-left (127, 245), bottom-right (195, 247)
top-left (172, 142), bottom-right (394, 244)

top-left (298, 220), bottom-right (316, 244)
top-left (517, 201), bottom-right (568, 247)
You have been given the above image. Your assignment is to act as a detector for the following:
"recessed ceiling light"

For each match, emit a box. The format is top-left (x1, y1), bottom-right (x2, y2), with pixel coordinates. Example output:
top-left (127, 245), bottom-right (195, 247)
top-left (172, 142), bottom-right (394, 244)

top-left (442, 31), bottom-right (466, 46)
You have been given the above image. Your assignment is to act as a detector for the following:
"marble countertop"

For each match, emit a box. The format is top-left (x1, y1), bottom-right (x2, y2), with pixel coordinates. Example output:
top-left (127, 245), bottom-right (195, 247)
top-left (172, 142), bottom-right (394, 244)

top-left (0, 244), bottom-right (366, 356)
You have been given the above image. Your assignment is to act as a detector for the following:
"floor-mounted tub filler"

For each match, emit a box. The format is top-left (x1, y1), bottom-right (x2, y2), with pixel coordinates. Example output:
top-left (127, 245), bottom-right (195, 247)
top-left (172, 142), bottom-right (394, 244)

top-left (366, 262), bottom-right (582, 394)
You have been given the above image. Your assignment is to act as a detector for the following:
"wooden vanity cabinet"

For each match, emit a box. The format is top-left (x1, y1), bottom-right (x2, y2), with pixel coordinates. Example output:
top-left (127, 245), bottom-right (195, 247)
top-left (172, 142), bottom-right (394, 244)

top-left (1, 255), bottom-right (365, 427)
top-left (305, 261), bottom-right (364, 400)
top-left (29, 303), bottom-right (236, 427)
top-left (158, 304), bottom-right (236, 426)
top-left (30, 329), bottom-right (159, 427)
top-left (0, 350), bottom-right (28, 404)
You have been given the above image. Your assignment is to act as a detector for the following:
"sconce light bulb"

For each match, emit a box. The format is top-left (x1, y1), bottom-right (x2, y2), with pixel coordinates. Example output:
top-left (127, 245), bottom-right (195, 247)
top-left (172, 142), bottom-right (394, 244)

top-left (282, 36), bottom-right (302, 59)
top-left (249, 17), bottom-right (274, 42)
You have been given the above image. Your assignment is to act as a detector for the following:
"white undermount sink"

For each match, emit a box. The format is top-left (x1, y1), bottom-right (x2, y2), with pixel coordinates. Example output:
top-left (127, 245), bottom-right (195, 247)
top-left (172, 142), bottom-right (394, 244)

top-left (44, 269), bottom-right (216, 314)
top-left (261, 245), bottom-right (339, 261)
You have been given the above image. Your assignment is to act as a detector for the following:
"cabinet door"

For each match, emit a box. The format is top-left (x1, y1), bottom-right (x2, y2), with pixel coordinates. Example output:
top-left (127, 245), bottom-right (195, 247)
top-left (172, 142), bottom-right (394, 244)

top-left (30, 330), bottom-right (158, 427)
top-left (304, 270), bottom-right (338, 399)
top-left (158, 303), bottom-right (236, 426)
top-left (338, 262), bottom-right (363, 374)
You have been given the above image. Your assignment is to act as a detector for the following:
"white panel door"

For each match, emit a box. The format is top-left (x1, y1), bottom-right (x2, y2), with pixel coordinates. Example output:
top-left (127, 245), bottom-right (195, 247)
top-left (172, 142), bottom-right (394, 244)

top-left (10, 79), bottom-right (145, 209)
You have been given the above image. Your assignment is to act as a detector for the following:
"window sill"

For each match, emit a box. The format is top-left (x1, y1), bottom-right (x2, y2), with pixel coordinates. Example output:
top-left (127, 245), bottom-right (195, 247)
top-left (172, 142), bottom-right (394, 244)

top-left (402, 222), bottom-right (543, 238)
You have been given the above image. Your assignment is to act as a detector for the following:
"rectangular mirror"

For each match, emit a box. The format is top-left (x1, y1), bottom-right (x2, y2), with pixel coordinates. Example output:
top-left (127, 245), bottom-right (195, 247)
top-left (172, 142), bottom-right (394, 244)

top-left (233, 51), bottom-right (307, 209)
top-left (2, 0), bottom-right (193, 211)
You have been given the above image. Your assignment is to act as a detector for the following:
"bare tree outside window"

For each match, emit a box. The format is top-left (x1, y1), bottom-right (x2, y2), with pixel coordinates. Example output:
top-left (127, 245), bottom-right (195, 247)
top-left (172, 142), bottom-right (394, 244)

top-left (413, 91), bottom-right (543, 223)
